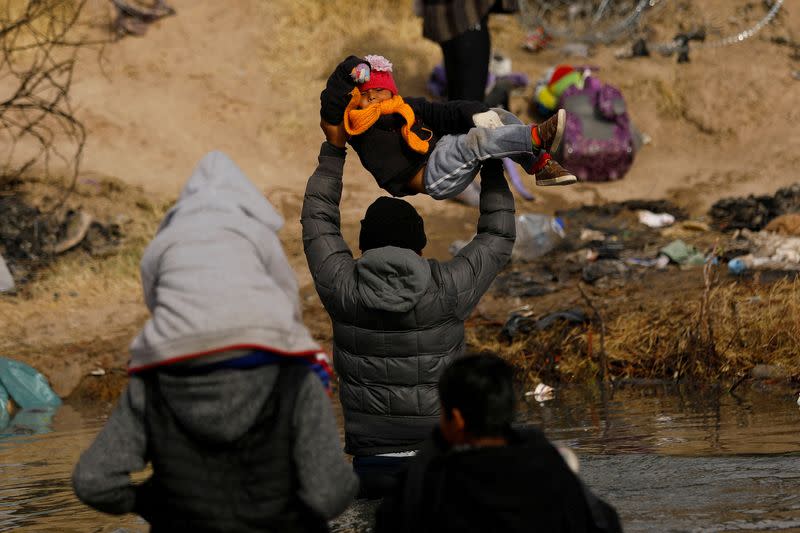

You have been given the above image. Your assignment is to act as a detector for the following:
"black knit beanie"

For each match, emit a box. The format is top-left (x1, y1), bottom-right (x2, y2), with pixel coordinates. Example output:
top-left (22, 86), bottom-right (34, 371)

top-left (359, 197), bottom-right (427, 253)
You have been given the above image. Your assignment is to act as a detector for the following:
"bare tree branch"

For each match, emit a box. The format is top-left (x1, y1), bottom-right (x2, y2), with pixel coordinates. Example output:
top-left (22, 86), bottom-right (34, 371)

top-left (0, 0), bottom-right (110, 208)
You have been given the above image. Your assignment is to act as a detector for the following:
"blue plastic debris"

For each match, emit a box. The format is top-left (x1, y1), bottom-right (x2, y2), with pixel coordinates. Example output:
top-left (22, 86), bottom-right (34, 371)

top-left (0, 358), bottom-right (61, 409)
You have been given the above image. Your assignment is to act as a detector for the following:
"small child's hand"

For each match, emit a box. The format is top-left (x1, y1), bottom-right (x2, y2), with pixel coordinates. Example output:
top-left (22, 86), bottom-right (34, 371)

top-left (472, 110), bottom-right (504, 129)
top-left (350, 63), bottom-right (370, 84)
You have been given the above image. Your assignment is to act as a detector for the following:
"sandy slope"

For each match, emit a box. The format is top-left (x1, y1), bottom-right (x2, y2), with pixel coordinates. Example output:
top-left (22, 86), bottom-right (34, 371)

top-left (72, 0), bottom-right (799, 203)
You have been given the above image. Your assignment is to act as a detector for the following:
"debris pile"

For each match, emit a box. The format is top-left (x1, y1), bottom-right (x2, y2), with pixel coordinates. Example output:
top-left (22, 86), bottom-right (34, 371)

top-left (0, 195), bottom-right (122, 289)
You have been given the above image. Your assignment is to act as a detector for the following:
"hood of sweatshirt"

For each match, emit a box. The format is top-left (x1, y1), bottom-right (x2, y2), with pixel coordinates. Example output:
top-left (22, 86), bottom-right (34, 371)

top-left (156, 151), bottom-right (284, 235)
top-left (355, 246), bottom-right (432, 313)
top-left (129, 151), bottom-right (320, 372)
top-left (156, 364), bottom-right (280, 444)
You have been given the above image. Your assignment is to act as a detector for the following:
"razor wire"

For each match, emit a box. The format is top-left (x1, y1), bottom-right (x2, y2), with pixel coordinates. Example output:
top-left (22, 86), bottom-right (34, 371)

top-left (519, 0), bottom-right (785, 48)
top-left (653, 0), bottom-right (785, 55)
top-left (519, 0), bottom-right (659, 44)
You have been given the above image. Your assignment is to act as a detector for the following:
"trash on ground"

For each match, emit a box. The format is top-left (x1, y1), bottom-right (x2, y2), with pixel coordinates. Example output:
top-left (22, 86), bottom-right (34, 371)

top-left (112, 0), bottom-right (176, 37)
top-left (0, 358), bottom-right (61, 409)
top-left (709, 184), bottom-right (800, 231)
top-left (625, 255), bottom-right (670, 269)
top-left (513, 214), bottom-right (565, 261)
top-left (582, 259), bottom-right (628, 284)
top-left (591, 240), bottom-right (625, 260)
top-left (1, 407), bottom-right (58, 437)
top-left (0, 196), bottom-right (123, 287)
top-left (659, 240), bottom-right (705, 266)
top-left (525, 382), bottom-right (555, 402)
top-left (492, 269), bottom-right (558, 299)
top-left (52, 211), bottom-right (93, 254)
top-left (0, 254), bottom-right (13, 293)
top-left (661, 220), bottom-right (711, 240)
top-left (638, 210), bottom-right (675, 228)
top-left (728, 229), bottom-right (800, 273)
top-left (580, 229), bottom-right (605, 242)
top-left (764, 214), bottom-right (800, 236)
top-left (90, 369), bottom-right (106, 377)
top-left (502, 307), bottom-right (586, 341)
top-left (523, 27), bottom-right (551, 53)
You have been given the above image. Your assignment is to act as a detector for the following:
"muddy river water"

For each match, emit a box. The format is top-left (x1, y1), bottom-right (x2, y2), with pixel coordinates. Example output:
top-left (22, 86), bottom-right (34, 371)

top-left (1, 383), bottom-right (799, 532)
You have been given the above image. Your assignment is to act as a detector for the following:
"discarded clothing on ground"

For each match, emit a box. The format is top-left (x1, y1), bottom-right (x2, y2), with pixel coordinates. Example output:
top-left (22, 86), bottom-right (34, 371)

top-left (491, 269), bottom-right (558, 298)
top-left (0, 196), bottom-right (121, 287)
top-left (638, 210), bottom-right (675, 228)
top-left (728, 229), bottom-right (800, 273)
top-left (659, 240), bottom-right (706, 266)
top-left (112, 0), bottom-right (175, 37)
top-left (502, 308), bottom-right (588, 340)
top-left (582, 259), bottom-right (629, 283)
top-left (709, 183), bottom-right (800, 231)
top-left (764, 213), bottom-right (800, 236)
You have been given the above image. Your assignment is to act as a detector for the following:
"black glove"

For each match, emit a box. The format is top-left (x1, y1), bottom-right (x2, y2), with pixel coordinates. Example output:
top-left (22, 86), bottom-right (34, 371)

top-left (320, 55), bottom-right (367, 125)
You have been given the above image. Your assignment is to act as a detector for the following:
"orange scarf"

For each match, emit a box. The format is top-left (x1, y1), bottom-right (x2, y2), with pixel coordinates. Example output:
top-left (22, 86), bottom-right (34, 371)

top-left (344, 88), bottom-right (430, 154)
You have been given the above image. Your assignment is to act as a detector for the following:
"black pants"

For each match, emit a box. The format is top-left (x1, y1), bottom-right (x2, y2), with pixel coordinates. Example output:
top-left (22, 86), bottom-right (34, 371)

top-left (353, 455), bottom-right (411, 500)
top-left (439, 16), bottom-right (490, 102)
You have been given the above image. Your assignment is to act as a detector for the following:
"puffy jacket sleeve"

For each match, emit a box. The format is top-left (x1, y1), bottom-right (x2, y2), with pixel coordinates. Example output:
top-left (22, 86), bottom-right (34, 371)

top-left (301, 142), bottom-right (356, 313)
top-left (406, 97), bottom-right (488, 135)
top-left (292, 372), bottom-right (359, 518)
top-left (72, 378), bottom-right (148, 515)
top-left (441, 159), bottom-right (515, 320)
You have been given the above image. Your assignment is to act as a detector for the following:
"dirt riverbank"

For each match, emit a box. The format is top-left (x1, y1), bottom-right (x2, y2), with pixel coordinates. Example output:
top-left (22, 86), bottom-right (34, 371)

top-left (1, 0), bottom-right (799, 402)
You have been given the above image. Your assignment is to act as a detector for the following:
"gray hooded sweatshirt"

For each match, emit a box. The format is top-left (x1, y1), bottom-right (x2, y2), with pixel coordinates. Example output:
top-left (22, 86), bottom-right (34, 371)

top-left (73, 152), bottom-right (357, 524)
top-left (129, 151), bottom-right (320, 371)
top-left (302, 143), bottom-right (515, 456)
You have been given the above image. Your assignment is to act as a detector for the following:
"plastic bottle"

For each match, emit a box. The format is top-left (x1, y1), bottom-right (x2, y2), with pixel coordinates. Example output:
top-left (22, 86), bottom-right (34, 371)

top-left (728, 255), bottom-right (768, 275)
top-left (513, 214), bottom-right (566, 261)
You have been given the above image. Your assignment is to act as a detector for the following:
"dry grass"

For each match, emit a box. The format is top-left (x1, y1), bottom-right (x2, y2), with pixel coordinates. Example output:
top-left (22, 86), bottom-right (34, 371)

top-left (469, 275), bottom-right (800, 386)
top-left (0, 175), bottom-right (165, 355)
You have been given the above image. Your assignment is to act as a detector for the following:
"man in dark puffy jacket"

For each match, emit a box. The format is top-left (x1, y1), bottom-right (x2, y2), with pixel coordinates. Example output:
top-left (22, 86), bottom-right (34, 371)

top-left (302, 120), bottom-right (515, 498)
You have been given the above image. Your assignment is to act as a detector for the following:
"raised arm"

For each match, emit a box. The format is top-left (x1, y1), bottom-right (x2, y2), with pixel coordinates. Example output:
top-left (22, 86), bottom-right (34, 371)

top-left (442, 159), bottom-right (515, 319)
top-left (301, 138), bottom-right (355, 309)
top-left (405, 97), bottom-right (488, 135)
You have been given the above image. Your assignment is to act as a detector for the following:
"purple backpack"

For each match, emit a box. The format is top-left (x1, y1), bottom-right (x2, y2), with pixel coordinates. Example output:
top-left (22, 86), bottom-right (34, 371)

top-left (559, 76), bottom-right (636, 182)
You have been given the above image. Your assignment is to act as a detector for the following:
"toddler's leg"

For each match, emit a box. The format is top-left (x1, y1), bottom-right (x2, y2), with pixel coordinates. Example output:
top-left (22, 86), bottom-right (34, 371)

top-left (496, 108), bottom-right (577, 186)
top-left (424, 125), bottom-right (534, 199)
top-left (491, 108), bottom-right (536, 171)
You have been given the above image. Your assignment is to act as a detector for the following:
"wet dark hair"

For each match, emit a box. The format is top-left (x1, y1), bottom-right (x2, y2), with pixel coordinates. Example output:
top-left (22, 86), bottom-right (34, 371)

top-left (438, 353), bottom-right (515, 437)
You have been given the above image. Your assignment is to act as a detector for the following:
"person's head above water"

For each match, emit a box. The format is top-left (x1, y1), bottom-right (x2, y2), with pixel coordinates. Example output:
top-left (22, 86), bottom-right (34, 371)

top-left (359, 196), bottom-right (427, 255)
top-left (438, 353), bottom-right (516, 446)
top-left (355, 55), bottom-right (399, 109)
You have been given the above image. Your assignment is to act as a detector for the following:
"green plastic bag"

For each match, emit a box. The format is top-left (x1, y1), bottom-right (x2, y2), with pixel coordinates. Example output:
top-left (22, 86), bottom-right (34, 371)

top-left (0, 358), bottom-right (61, 409)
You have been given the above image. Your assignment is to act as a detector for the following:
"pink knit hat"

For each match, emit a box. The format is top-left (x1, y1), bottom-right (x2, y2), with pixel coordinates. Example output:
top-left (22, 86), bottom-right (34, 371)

top-left (358, 55), bottom-right (399, 95)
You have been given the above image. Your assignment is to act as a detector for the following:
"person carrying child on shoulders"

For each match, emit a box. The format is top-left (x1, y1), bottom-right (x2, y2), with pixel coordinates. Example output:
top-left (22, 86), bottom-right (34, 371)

top-left (320, 54), bottom-right (576, 201)
top-left (72, 151), bottom-right (358, 533)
